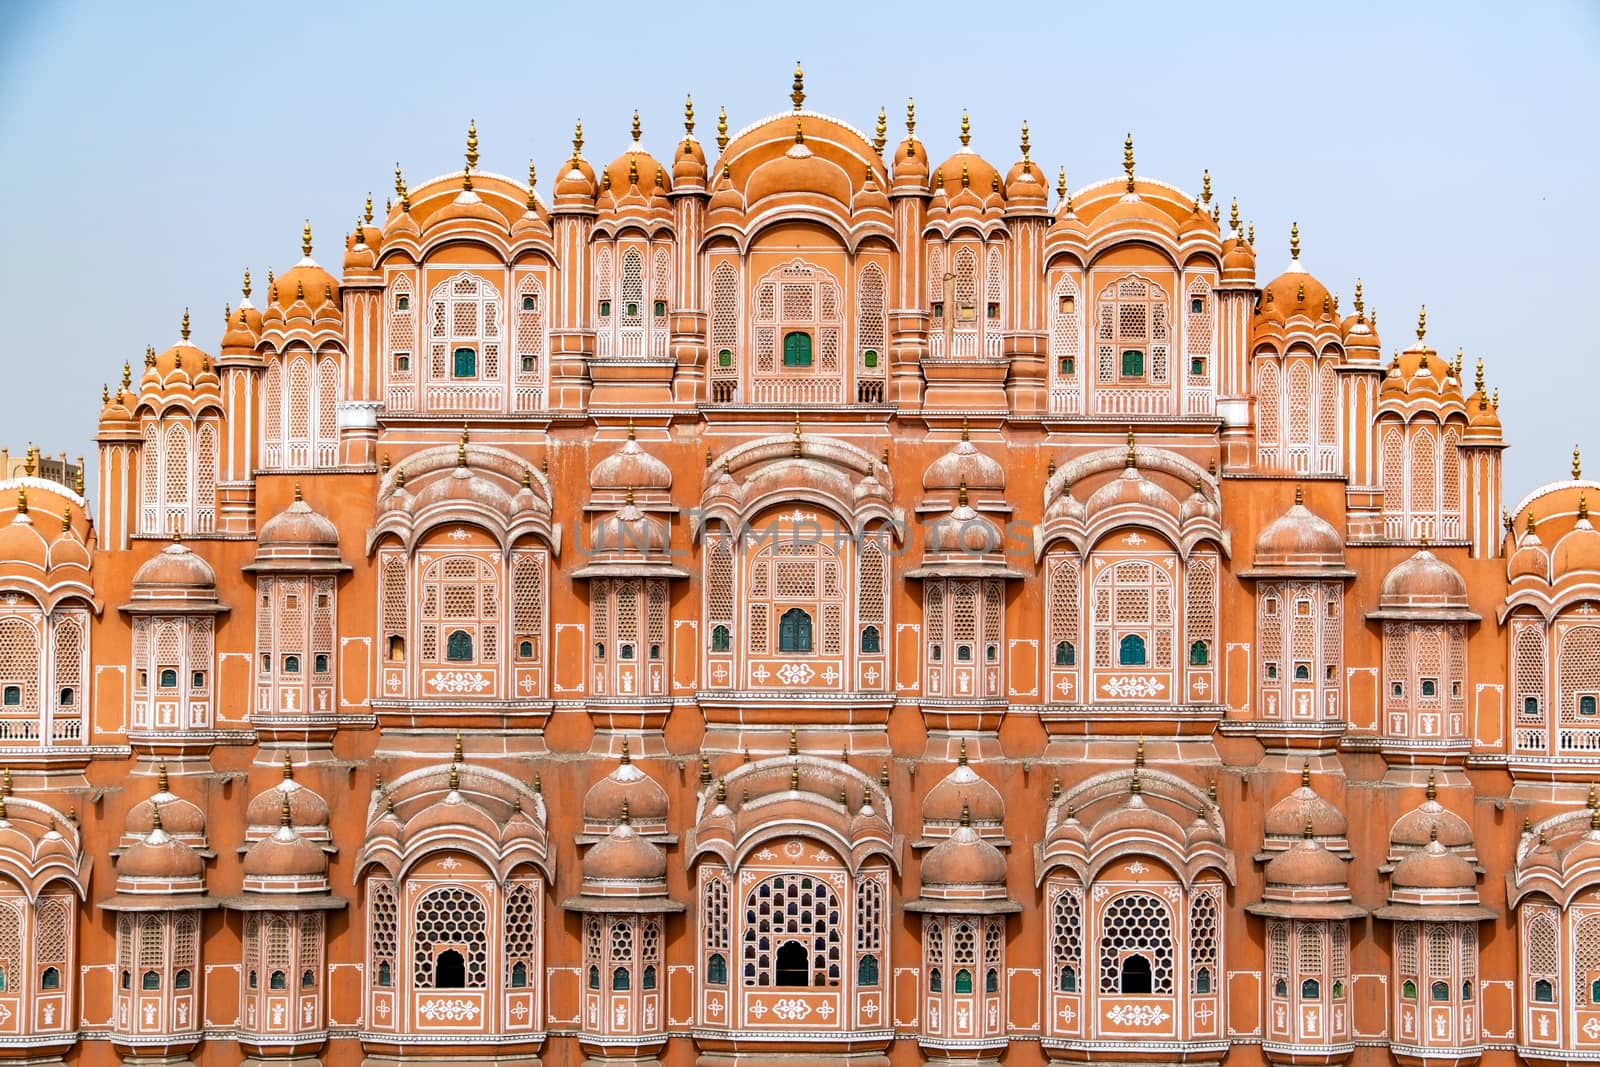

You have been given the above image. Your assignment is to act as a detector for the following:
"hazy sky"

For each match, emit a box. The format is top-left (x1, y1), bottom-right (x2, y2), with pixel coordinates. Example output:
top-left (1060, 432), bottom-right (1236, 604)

top-left (1, 1), bottom-right (1595, 504)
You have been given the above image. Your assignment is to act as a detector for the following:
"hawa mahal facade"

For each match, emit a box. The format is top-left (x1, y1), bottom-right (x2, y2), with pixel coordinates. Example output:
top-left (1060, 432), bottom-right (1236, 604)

top-left (3, 71), bottom-right (1598, 1067)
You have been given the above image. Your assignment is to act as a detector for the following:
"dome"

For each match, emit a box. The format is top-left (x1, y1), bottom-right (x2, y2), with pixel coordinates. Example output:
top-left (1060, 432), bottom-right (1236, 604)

top-left (131, 541), bottom-right (218, 594)
top-left (220, 305), bottom-right (259, 354)
top-left (1249, 496), bottom-right (1349, 575)
top-left (1552, 507), bottom-right (1600, 576)
top-left (591, 434), bottom-right (672, 491)
top-left (1084, 465), bottom-right (1180, 517)
top-left (1376, 549), bottom-right (1474, 617)
top-left (889, 121), bottom-right (928, 191)
top-left (922, 751), bottom-right (1004, 827)
top-left (126, 771), bottom-right (208, 841)
top-left (118, 823), bottom-right (204, 881)
top-left (1092, 191), bottom-right (1180, 242)
top-left (1389, 776), bottom-right (1473, 852)
top-left (1003, 155), bottom-right (1049, 210)
top-left (925, 503), bottom-right (1004, 557)
top-left (582, 749), bottom-right (670, 830)
top-left (245, 759), bottom-right (331, 832)
top-left (582, 820), bottom-right (666, 883)
top-left (270, 259), bottom-right (340, 315)
top-left (921, 822), bottom-right (1008, 888)
top-left (673, 119), bottom-right (708, 185)
top-left (0, 510), bottom-right (47, 571)
top-left (343, 224), bottom-right (377, 274)
top-left (929, 145), bottom-right (1003, 204)
top-left (242, 822), bottom-right (327, 879)
top-left (1508, 529), bottom-right (1550, 582)
top-left (553, 136), bottom-right (599, 205)
top-left (1263, 835), bottom-right (1349, 889)
top-left (592, 504), bottom-right (670, 556)
top-left (600, 124), bottom-right (673, 200)
top-left (1263, 772), bottom-right (1348, 842)
top-left (1392, 837), bottom-right (1477, 891)
top-left (257, 493), bottom-right (339, 552)
top-left (1256, 235), bottom-right (1333, 327)
top-left (923, 434), bottom-right (1005, 492)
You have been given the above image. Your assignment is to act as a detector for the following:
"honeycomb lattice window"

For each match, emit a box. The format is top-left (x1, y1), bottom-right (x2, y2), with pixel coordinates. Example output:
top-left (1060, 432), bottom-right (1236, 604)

top-left (413, 886), bottom-right (488, 989)
top-left (1189, 890), bottom-right (1219, 992)
top-left (742, 873), bottom-right (841, 988)
top-left (703, 873), bottom-right (729, 950)
top-left (854, 872), bottom-right (883, 953)
top-left (1098, 892), bottom-right (1174, 995)
top-left (504, 882), bottom-right (538, 988)
top-left (1051, 882), bottom-right (1083, 992)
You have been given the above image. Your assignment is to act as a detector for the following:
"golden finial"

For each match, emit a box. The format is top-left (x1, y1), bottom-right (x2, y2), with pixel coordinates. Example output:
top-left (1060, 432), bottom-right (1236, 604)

top-left (1591, 805), bottom-right (1600, 832)
top-left (180, 307), bottom-right (191, 342)
top-left (1229, 198), bottom-right (1240, 234)
top-left (1057, 166), bottom-right (1068, 201)
top-left (241, 266), bottom-right (253, 300)
top-left (991, 170), bottom-right (999, 193)
top-left (959, 802), bottom-right (972, 828)
top-left (618, 736), bottom-right (631, 765)
top-left (1416, 304), bottom-right (1427, 342)
top-left (906, 97), bottom-right (916, 138)
top-left (630, 109), bottom-right (642, 143)
top-left (601, 170), bottom-right (612, 192)
top-left (791, 60), bottom-right (805, 110)
top-left (716, 106), bottom-right (728, 152)
top-left (698, 755), bottom-right (711, 786)
top-left (1582, 495), bottom-right (1590, 521)
top-left (302, 219), bottom-right (313, 258)
top-left (1247, 222), bottom-right (1255, 245)
top-left (874, 107), bottom-right (887, 156)
top-left (1201, 169), bottom-right (1212, 204)
top-left (957, 738), bottom-right (968, 765)
top-left (1211, 201), bottom-right (1220, 224)
top-left (1492, 387), bottom-right (1499, 410)
top-left (1575, 444), bottom-right (1584, 480)
top-left (1452, 347), bottom-right (1463, 378)
top-left (1289, 221), bottom-right (1300, 260)
top-left (1122, 133), bottom-right (1135, 192)
top-left (959, 109), bottom-right (971, 148)
top-left (961, 162), bottom-right (970, 188)
top-left (1352, 278), bottom-right (1365, 320)
top-left (1130, 767), bottom-right (1142, 795)
top-left (683, 94), bottom-right (695, 135)
top-left (145, 343), bottom-right (156, 368)
top-left (958, 477), bottom-right (968, 508)
top-left (1590, 782), bottom-right (1598, 810)
top-left (1301, 760), bottom-right (1311, 787)
top-left (1135, 737), bottom-right (1145, 768)
top-left (1303, 820), bottom-right (1315, 840)
top-left (457, 426), bottom-right (468, 468)
top-left (463, 118), bottom-right (479, 190)
top-left (1295, 483), bottom-right (1304, 506)
top-left (364, 192), bottom-right (374, 224)
top-left (794, 118), bottom-right (804, 146)
top-left (1126, 427), bottom-right (1137, 468)
top-left (1051, 777), bottom-right (1062, 802)
top-left (394, 162), bottom-right (405, 198)
top-left (572, 119), bottom-right (585, 160)
top-left (792, 412), bottom-right (803, 458)
top-left (295, 279), bottom-right (304, 301)
top-left (934, 167), bottom-right (944, 190)
top-left (448, 761), bottom-right (460, 792)
top-left (788, 724), bottom-right (799, 755)
top-left (628, 155), bottom-right (638, 184)
top-left (102, 383), bottom-right (109, 403)
top-left (879, 761), bottom-right (890, 788)
top-left (1047, 457), bottom-right (1056, 477)
top-left (789, 763), bottom-right (800, 790)
top-left (123, 360), bottom-right (132, 389)
top-left (1474, 357), bottom-right (1485, 394)
top-left (155, 760), bottom-right (167, 793)
top-left (716, 778), bottom-right (727, 804)
top-left (453, 730), bottom-right (463, 762)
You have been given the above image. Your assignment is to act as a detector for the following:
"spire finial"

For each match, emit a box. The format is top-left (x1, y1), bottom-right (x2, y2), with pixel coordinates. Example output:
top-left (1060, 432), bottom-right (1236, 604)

top-left (364, 192), bottom-right (374, 224)
top-left (958, 477), bottom-right (968, 508)
top-left (790, 763), bottom-right (800, 791)
top-left (1304, 820), bottom-right (1315, 840)
top-left (1247, 221), bottom-right (1255, 246)
top-left (791, 60), bottom-right (805, 110)
top-left (1135, 737), bottom-right (1145, 768)
top-left (453, 730), bottom-right (464, 763)
top-left (1057, 166), bottom-right (1068, 202)
top-left (1301, 759), bottom-right (1311, 788)
top-left (1129, 767), bottom-right (1142, 795)
top-left (449, 762), bottom-right (460, 792)
top-left (906, 97), bottom-right (916, 138)
top-left (716, 778), bottom-right (727, 803)
top-left (874, 107), bottom-right (887, 157)
top-left (281, 751), bottom-right (294, 781)
top-left (960, 802), bottom-right (972, 828)
top-left (792, 412), bottom-right (803, 458)
top-left (1228, 197), bottom-right (1240, 234)
top-left (156, 760), bottom-right (168, 793)
top-left (716, 106), bottom-right (728, 152)
top-left (279, 791), bottom-right (293, 829)
top-left (1417, 304), bottom-right (1427, 342)
top-left (1126, 427), bottom-right (1137, 468)
top-left (1289, 221), bottom-right (1300, 260)
top-left (959, 109), bottom-right (971, 148)
top-left (958, 738), bottom-right (968, 766)
top-left (1575, 444), bottom-right (1584, 480)
top-left (464, 118), bottom-right (479, 189)
top-left (572, 119), bottom-right (585, 160)
top-left (1474, 357), bottom-right (1485, 394)
top-left (1590, 781), bottom-right (1598, 811)
top-left (1019, 119), bottom-right (1031, 164)
top-left (1123, 133), bottom-right (1135, 193)
top-left (794, 117), bottom-right (805, 146)
top-left (302, 219), bottom-right (313, 258)
top-left (1201, 168), bottom-right (1212, 204)
top-left (630, 109), bottom-right (641, 144)
top-left (149, 802), bottom-right (162, 832)
top-left (242, 266), bottom-right (253, 300)
top-left (620, 737), bottom-right (631, 764)
top-left (1426, 768), bottom-right (1438, 800)
top-left (1581, 495), bottom-right (1590, 521)
top-left (788, 724), bottom-right (799, 755)
top-left (1295, 483), bottom-right (1304, 506)
top-left (457, 425), bottom-right (469, 467)
top-left (179, 307), bottom-right (190, 342)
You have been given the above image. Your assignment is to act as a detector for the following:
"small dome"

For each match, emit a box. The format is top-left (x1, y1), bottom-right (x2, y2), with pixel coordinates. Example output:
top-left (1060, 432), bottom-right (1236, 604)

top-left (591, 436), bottom-right (672, 491)
top-left (1257, 257), bottom-right (1333, 327)
top-left (245, 763), bottom-right (331, 832)
top-left (929, 148), bottom-right (1003, 204)
top-left (126, 779), bottom-right (207, 841)
top-left (258, 495), bottom-right (339, 551)
top-left (0, 511), bottom-right (47, 572)
top-left (132, 541), bottom-right (218, 594)
top-left (1263, 776), bottom-right (1348, 842)
top-left (921, 823), bottom-right (1008, 888)
top-left (1263, 836), bottom-right (1349, 889)
top-left (922, 755), bottom-right (1004, 826)
top-left (582, 821), bottom-right (666, 883)
top-left (270, 260), bottom-right (340, 315)
top-left (1508, 531), bottom-right (1550, 582)
top-left (925, 504), bottom-right (1004, 557)
top-left (118, 826), bottom-right (204, 881)
top-left (220, 305), bottom-right (259, 353)
top-left (1003, 158), bottom-right (1049, 209)
top-left (890, 133), bottom-right (928, 191)
top-left (601, 137), bottom-right (673, 200)
top-left (1092, 191), bottom-right (1180, 241)
top-left (673, 130), bottom-right (708, 186)
top-left (923, 435), bottom-right (1005, 492)
top-left (1390, 790), bottom-right (1474, 852)
top-left (582, 751), bottom-right (670, 830)
top-left (554, 154), bottom-right (599, 205)
top-left (592, 505), bottom-right (670, 556)
top-left (1378, 549), bottom-right (1470, 612)
top-left (1553, 511), bottom-right (1600, 577)
top-left (242, 823), bottom-right (327, 879)
top-left (1252, 499), bottom-right (1347, 573)
top-left (1392, 837), bottom-right (1477, 891)
top-left (1085, 465), bottom-right (1180, 517)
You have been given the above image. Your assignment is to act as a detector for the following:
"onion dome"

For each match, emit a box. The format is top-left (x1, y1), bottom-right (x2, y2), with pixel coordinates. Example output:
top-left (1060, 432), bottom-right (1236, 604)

top-left (510, 164), bottom-right (553, 243)
top-left (122, 764), bottom-right (210, 852)
top-left (50, 517), bottom-right (90, 571)
top-left (926, 495), bottom-right (1003, 555)
top-left (852, 165), bottom-right (891, 217)
top-left (1046, 170), bottom-right (1089, 247)
top-left (117, 809), bottom-right (205, 882)
top-left (583, 810), bottom-right (666, 884)
top-left (1089, 139), bottom-right (1181, 242)
top-left (890, 99), bottom-right (929, 192)
top-left (598, 111), bottom-right (673, 214)
top-left (1179, 479), bottom-right (1219, 525)
top-left (269, 223), bottom-right (341, 317)
top-left (1245, 489), bottom-right (1351, 578)
top-left (247, 486), bottom-right (348, 574)
top-left (0, 494), bottom-right (48, 572)
top-left (672, 96), bottom-right (708, 187)
top-left (1256, 222), bottom-right (1332, 326)
top-left (1220, 220), bottom-right (1256, 286)
top-left (1245, 827), bottom-right (1366, 921)
top-left (343, 220), bottom-right (377, 275)
top-left (554, 121), bottom-right (599, 206)
top-left (1263, 831), bottom-right (1351, 891)
top-left (1085, 463), bottom-right (1181, 516)
top-left (929, 112), bottom-right (1004, 212)
top-left (0, 797), bottom-right (82, 892)
top-left (1508, 519), bottom-right (1550, 583)
top-left (923, 424), bottom-right (1005, 492)
top-left (98, 380), bottom-right (138, 433)
top-left (1552, 495), bottom-right (1600, 576)
top-left (1385, 833), bottom-right (1489, 917)
top-left (244, 755), bottom-right (332, 842)
top-left (1262, 763), bottom-right (1349, 853)
top-left (581, 742), bottom-right (670, 837)
top-left (591, 429), bottom-right (673, 491)
top-left (220, 304), bottom-right (258, 355)
top-left (591, 499), bottom-right (671, 556)
top-left (122, 541), bottom-right (226, 616)
top-left (920, 742), bottom-right (1005, 837)
top-left (1002, 121), bottom-right (1049, 210)
top-left (242, 799), bottom-right (328, 882)
top-left (105, 784), bottom-right (214, 910)
top-left (1388, 773), bottom-right (1474, 860)
top-left (920, 809), bottom-right (1008, 889)
top-left (1371, 549), bottom-right (1479, 621)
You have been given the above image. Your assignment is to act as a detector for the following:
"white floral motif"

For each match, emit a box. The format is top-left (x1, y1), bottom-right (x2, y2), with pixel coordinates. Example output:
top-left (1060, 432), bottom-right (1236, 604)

top-left (784, 840), bottom-right (805, 858)
top-left (1100, 675), bottom-right (1165, 699)
top-left (817, 1001), bottom-right (834, 1019)
top-left (1583, 1017), bottom-right (1598, 1040)
top-left (418, 999), bottom-right (481, 1022)
top-left (448, 527), bottom-right (471, 541)
top-left (771, 998), bottom-right (812, 1021)
top-left (427, 671), bottom-right (493, 694)
top-left (777, 662), bottom-right (815, 685)
top-left (1107, 1003), bottom-right (1170, 1026)
top-left (861, 999), bottom-right (879, 1019)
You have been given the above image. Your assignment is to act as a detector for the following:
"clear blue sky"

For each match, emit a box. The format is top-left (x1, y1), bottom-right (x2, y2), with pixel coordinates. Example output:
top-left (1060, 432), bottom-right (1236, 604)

top-left (1, 1), bottom-right (1595, 503)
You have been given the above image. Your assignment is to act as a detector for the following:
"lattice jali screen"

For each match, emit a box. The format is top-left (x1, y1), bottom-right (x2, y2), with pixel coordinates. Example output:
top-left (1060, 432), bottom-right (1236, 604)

top-left (1098, 892), bottom-right (1174, 994)
top-left (742, 874), bottom-right (841, 987)
top-left (412, 886), bottom-right (488, 988)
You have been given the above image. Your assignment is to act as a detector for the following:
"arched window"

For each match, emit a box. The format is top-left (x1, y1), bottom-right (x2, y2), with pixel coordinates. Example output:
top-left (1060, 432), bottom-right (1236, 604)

top-left (955, 968), bottom-right (974, 994)
top-left (436, 950), bottom-right (466, 989)
top-left (930, 967), bottom-right (943, 992)
top-left (419, 555), bottom-right (501, 670)
top-left (1055, 641), bottom-right (1075, 666)
top-left (453, 347), bottom-right (476, 378)
top-left (707, 952), bottom-right (727, 985)
top-left (1430, 979), bottom-right (1449, 1001)
top-left (1303, 977), bottom-right (1321, 998)
top-left (377, 961), bottom-right (392, 987)
top-left (775, 941), bottom-right (809, 987)
top-left (743, 873), bottom-right (840, 988)
top-left (588, 965), bottom-right (600, 990)
top-left (413, 886), bottom-right (488, 989)
top-left (779, 608), bottom-right (813, 653)
top-left (612, 966), bottom-right (631, 991)
top-left (1119, 634), bottom-right (1147, 666)
top-left (860, 625), bottom-right (880, 654)
top-left (1189, 640), bottom-right (1209, 666)
top-left (858, 954), bottom-right (879, 986)
top-left (270, 970), bottom-right (287, 990)
top-left (41, 966), bottom-right (60, 990)
top-left (1120, 954), bottom-right (1153, 995)
top-left (711, 625), bottom-right (730, 652)
top-left (142, 970), bottom-right (160, 990)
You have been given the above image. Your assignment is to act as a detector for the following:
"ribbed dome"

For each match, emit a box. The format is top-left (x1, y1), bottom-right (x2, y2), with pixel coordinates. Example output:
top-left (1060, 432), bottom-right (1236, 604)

top-left (1263, 778), bottom-right (1348, 841)
top-left (921, 823), bottom-right (1008, 887)
top-left (1553, 513), bottom-right (1600, 576)
top-left (245, 762), bottom-right (331, 832)
top-left (1263, 836), bottom-right (1349, 888)
top-left (1392, 837), bottom-right (1477, 890)
top-left (258, 496), bottom-right (339, 551)
top-left (922, 756), bottom-right (1005, 826)
top-left (118, 825), bottom-right (204, 880)
top-left (132, 542), bottom-right (218, 593)
top-left (1251, 499), bottom-right (1347, 574)
top-left (582, 751), bottom-right (670, 829)
top-left (591, 436), bottom-right (672, 490)
top-left (242, 823), bottom-right (327, 879)
top-left (923, 436), bottom-right (1005, 492)
top-left (925, 504), bottom-right (1004, 557)
top-left (1379, 550), bottom-right (1470, 611)
top-left (1390, 795), bottom-right (1473, 852)
top-left (126, 775), bottom-right (207, 840)
top-left (1085, 466), bottom-right (1180, 516)
top-left (582, 820), bottom-right (666, 882)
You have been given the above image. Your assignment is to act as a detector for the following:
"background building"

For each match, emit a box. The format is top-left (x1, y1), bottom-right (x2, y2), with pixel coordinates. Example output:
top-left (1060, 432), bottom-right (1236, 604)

top-left (0, 77), bottom-right (1593, 1066)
